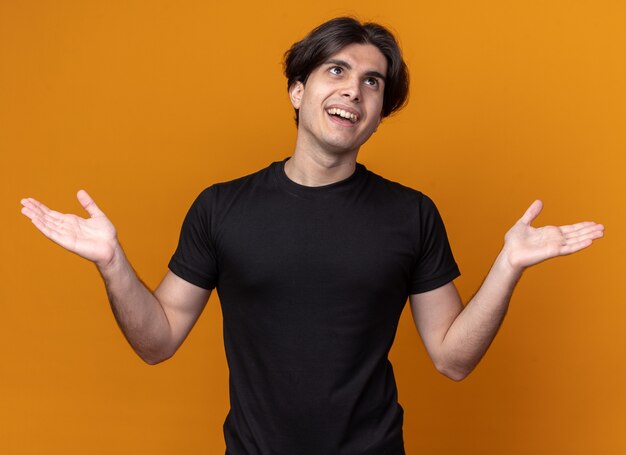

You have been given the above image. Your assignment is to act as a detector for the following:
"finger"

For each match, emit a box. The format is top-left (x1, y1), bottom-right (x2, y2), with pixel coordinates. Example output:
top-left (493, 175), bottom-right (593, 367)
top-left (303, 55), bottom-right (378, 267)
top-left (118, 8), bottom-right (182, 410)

top-left (21, 197), bottom-right (51, 216)
top-left (559, 229), bottom-right (604, 253)
top-left (77, 190), bottom-right (103, 218)
top-left (21, 197), bottom-right (74, 228)
top-left (565, 230), bottom-right (604, 245)
top-left (21, 205), bottom-right (39, 222)
top-left (563, 223), bottom-right (605, 240)
top-left (30, 216), bottom-right (70, 247)
top-left (519, 199), bottom-right (543, 225)
top-left (20, 198), bottom-right (65, 223)
top-left (558, 238), bottom-right (596, 256)
top-left (559, 221), bottom-right (598, 235)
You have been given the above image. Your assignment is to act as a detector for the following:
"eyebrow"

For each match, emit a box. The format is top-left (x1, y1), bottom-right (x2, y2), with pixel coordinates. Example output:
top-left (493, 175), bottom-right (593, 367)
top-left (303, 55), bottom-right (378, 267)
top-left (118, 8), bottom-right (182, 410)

top-left (325, 58), bottom-right (387, 82)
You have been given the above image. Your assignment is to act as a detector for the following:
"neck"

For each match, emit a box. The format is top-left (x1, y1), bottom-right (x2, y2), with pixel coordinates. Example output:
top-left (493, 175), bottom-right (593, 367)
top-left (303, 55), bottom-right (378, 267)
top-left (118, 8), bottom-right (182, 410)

top-left (284, 149), bottom-right (358, 187)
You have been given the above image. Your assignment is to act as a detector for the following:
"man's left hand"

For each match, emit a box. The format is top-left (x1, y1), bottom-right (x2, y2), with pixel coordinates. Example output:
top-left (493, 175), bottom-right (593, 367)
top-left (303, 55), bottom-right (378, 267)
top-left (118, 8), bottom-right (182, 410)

top-left (502, 200), bottom-right (604, 272)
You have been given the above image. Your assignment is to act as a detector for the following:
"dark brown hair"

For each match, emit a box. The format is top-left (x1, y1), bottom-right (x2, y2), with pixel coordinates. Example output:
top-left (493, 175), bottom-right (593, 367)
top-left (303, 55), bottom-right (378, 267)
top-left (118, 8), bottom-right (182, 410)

top-left (284, 17), bottom-right (409, 124)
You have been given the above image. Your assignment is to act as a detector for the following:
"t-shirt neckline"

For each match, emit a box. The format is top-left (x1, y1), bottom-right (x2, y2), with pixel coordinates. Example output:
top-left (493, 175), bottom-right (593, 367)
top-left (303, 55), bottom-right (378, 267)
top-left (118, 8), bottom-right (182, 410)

top-left (273, 158), bottom-right (367, 198)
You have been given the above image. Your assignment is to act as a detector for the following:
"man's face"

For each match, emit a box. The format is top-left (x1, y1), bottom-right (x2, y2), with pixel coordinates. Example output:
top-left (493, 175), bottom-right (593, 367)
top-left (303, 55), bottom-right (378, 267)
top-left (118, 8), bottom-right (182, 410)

top-left (289, 43), bottom-right (387, 157)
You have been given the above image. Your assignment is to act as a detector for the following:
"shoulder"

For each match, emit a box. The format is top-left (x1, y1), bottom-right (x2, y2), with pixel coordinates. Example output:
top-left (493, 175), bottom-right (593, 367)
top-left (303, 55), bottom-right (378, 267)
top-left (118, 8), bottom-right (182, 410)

top-left (361, 167), bottom-right (447, 230)
top-left (194, 161), bottom-right (280, 201)
top-left (362, 166), bottom-right (432, 208)
top-left (213, 162), bottom-right (276, 190)
top-left (185, 162), bottom-right (283, 225)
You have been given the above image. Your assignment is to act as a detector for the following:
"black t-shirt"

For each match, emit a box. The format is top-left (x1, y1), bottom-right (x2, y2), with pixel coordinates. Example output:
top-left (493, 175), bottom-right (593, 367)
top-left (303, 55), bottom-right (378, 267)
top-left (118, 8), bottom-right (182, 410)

top-left (169, 160), bottom-right (460, 455)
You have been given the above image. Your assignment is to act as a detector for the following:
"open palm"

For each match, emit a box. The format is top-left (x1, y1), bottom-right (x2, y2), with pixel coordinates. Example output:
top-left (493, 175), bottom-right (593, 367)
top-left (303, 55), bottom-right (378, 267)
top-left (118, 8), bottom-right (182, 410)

top-left (21, 190), bottom-right (118, 267)
top-left (504, 200), bottom-right (604, 270)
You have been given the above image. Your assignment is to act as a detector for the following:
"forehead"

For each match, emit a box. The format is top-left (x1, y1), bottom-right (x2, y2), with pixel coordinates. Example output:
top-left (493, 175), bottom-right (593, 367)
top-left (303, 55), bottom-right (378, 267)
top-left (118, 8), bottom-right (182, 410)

top-left (325, 43), bottom-right (387, 76)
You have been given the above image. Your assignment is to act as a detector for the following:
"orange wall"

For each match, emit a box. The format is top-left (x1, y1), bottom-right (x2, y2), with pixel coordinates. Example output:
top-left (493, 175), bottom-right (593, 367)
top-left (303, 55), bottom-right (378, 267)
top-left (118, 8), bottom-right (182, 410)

top-left (1, 1), bottom-right (624, 454)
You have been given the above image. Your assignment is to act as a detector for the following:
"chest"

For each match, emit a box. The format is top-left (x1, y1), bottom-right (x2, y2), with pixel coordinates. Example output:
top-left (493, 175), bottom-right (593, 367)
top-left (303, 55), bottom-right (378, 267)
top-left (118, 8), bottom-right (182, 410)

top-left (213, 195), bottom-right (417, 300)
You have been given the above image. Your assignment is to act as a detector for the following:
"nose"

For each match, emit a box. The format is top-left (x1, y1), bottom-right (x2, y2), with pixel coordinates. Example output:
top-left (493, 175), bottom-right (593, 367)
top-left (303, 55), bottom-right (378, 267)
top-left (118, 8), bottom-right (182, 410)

top-left (340, 76), bottom-right (361, 102)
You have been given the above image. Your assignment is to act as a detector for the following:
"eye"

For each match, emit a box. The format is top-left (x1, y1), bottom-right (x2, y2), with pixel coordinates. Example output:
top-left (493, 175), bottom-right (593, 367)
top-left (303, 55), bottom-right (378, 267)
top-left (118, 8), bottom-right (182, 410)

top-left (364, 77), bottom-right (379, 87)
top-left (329, 66), bottom-right (343, 75)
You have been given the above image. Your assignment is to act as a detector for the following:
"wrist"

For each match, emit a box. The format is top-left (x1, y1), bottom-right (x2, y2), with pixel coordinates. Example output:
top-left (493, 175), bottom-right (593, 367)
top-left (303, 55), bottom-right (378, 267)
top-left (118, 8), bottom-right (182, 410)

top-left (495, 246), bottom-right (525, 281)
top-left (96, 241), bottom-right (124, 277)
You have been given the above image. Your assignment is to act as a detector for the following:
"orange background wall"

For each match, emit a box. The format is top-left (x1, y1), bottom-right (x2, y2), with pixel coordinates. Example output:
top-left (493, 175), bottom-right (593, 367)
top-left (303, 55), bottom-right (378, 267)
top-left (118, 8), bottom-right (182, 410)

top-left (1, 1), bottom-right (624, 453)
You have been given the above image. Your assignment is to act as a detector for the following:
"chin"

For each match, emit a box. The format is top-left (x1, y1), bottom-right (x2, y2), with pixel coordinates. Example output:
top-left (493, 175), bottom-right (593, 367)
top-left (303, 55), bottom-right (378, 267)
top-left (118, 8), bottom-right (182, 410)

top-left (324, 141), bottom-right (360, 156)
top-left (324, 135), bottom-right (371, 154)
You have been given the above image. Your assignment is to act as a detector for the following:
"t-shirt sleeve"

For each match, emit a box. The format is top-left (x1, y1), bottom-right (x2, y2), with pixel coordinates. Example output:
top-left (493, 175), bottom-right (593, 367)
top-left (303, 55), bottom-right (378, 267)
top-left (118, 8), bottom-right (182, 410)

top-left (409, 194), bottom-right (460, 294)
top-left (168, 187), bottom-right (218, 290)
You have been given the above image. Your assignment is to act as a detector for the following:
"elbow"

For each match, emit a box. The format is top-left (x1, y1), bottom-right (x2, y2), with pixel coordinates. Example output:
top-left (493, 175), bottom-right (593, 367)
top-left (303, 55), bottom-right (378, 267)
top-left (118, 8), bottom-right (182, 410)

top-left (440, 368), bottom-right (470, 382)
top-left (136, 346), bottom-right (176, 366)
top-left (435, 360), bottom-right (473, 382)
top-left (141, 354), bottom-right (169, 366)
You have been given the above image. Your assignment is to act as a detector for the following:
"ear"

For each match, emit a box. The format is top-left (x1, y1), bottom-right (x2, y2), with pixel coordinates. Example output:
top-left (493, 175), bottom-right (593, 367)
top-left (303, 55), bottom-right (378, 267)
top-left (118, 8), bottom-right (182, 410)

top-left (289, 81), bottom-right (304, 109)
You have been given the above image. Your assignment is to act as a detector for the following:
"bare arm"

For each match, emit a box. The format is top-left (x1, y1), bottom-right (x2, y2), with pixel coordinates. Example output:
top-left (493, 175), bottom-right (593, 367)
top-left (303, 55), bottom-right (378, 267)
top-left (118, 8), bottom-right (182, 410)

top-left (410, 200), bottom-right (604, 381)
top-left (21, 190), bottom-right (210, 364)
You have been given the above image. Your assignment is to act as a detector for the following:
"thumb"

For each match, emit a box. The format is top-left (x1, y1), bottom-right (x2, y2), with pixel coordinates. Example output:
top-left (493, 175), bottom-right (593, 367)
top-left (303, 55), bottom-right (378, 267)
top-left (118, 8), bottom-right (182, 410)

top-left (77, 189), bottom-right (103, 218)
top-left (518, 199), bottom-right (543, 225)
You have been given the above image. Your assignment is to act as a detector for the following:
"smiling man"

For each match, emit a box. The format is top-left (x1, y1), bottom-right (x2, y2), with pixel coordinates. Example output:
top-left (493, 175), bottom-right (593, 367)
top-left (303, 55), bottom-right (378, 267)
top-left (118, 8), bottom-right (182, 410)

top-left (288, 42), bottom-right (386, 163)
top-left (21, 17), bottom-right (603, 455)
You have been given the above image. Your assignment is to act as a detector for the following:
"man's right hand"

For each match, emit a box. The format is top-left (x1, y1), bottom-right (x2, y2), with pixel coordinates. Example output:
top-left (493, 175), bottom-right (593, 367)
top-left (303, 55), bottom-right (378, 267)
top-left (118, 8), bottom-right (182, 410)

top-left (21, 190), bottom-right (118, 269)
top-left (21, 189), bottom-right (211, 364)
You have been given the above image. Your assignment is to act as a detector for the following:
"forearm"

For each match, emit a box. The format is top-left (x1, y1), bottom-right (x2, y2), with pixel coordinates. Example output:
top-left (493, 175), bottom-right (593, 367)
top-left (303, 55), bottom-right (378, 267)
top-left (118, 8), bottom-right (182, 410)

top-left (98, 244), bottom-right (174, 364)
top-left (415, 201), bottom-right (603, 381)
top-left (20, 191), bottom-right (204, 364)
top-left (439, 249), bottom-right (522, 380)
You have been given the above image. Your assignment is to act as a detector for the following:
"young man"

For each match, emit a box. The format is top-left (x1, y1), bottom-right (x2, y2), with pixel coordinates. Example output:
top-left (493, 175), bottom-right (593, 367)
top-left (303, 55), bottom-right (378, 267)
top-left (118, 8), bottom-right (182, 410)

top-left (21, 17), bottom-right (603, 455)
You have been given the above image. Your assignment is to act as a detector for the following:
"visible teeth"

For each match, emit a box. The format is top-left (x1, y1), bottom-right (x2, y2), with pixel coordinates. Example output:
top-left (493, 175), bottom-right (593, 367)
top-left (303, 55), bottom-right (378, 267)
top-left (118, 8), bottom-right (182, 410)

top-left (327, 108), bottom-right (357, 122)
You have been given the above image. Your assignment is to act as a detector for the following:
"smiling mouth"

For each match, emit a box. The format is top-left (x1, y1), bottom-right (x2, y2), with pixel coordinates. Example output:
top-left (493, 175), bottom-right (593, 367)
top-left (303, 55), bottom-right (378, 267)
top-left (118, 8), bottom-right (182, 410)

top-left (326, 108), bottom-right (358, 123)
